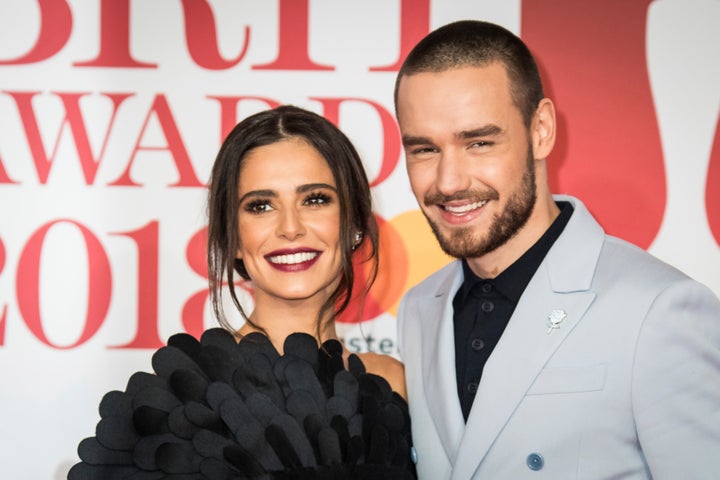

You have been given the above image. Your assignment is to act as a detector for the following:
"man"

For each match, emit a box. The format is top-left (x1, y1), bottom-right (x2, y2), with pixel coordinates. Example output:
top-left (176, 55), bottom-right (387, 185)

top-left (395, 20), bottom-right (720, 479)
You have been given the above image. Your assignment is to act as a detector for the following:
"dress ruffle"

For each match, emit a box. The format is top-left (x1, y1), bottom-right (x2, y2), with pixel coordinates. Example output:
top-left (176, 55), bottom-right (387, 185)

top-left (68, 328), bottom-right (416, 479)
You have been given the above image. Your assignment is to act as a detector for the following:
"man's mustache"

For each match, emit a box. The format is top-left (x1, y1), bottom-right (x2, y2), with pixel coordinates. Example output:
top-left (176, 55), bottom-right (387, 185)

top-left (424, 188), bottom-right (499, 207)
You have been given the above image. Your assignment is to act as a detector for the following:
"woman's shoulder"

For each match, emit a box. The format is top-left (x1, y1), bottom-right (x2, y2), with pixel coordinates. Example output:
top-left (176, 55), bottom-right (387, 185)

top-left (356, 352), bottom-right (407, 400)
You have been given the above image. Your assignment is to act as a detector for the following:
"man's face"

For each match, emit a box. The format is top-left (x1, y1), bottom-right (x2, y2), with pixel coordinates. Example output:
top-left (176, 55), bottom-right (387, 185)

top-left (396, 64), bottom-right (538, 262)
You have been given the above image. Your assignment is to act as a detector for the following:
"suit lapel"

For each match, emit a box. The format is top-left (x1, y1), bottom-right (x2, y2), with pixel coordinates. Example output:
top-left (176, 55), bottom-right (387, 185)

top-left (421, 262), bottom-right (467, 463)
top-left (451, 196), bottom-right (605, 479)
top-left (452, 281), bottom-right (596, 478)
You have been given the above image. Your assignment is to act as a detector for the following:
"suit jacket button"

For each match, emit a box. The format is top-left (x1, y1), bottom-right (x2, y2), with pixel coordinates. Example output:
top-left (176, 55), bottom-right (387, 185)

top-left (410, 446), bottom-right (418, 464)
top-left (526, 453), bottom-right (544, 471)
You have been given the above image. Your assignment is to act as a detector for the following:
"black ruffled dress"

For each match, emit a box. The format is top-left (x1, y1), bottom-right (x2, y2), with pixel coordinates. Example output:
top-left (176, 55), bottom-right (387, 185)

top-left (68, 328), bottom-right (417, 479)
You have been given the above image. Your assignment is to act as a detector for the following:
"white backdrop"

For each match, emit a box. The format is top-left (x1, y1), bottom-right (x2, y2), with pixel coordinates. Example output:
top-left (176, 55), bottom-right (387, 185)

top-left (0, 1), bottom-right (718, 478)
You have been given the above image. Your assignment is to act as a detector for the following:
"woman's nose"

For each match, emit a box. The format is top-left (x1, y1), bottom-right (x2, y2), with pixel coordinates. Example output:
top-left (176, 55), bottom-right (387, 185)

top-left (276, 208), bottom-right (306, 240)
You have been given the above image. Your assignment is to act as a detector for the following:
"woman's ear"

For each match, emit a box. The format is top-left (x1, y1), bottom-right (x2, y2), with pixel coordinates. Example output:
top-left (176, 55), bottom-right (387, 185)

top-left (531, 98), bottom-right (556, 160)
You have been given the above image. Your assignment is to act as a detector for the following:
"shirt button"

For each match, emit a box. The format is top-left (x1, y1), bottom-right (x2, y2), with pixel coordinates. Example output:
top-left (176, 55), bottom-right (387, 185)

top-left (467, 382), bottom-right (478, 393)
top-left (526, 452), bottom-right (544, 471)
top-left (471, 338), bottom-right (485, 351)
top-left (481, 283), bottom-right (493, 293)
top-left (481, 301), bottom-right (494, 313)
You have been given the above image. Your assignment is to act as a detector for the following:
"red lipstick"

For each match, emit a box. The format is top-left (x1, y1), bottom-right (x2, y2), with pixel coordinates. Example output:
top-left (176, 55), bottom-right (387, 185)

top-left (264, 248), bottom-right (321, 272)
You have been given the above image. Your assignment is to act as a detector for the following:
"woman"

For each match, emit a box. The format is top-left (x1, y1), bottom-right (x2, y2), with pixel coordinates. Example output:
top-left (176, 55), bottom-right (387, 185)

top-left (208, 104), bottom-right (406, 395)
top-left (69, 106), bottom-right (416, 479)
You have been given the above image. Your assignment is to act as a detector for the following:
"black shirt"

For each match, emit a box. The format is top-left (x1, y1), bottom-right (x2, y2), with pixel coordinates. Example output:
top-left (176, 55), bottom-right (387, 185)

top-left (453, 201), bottom-right (574, 420)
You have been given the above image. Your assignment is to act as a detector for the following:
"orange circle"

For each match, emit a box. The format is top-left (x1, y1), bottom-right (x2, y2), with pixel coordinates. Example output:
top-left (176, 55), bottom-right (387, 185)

top-left (339, 209), bottom-right (453, 322)
top-left (384, 209), bottom-right (453, 315)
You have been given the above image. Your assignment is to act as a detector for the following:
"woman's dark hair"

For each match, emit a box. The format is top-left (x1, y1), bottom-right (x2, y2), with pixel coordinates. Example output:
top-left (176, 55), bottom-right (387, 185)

top-left (395, 20), bottom-right (544, 128)
top-left (207, 105), bottom-right (378, 337)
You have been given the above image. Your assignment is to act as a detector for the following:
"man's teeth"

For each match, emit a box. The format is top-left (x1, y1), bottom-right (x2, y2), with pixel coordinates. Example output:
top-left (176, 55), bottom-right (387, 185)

top-left (444, 200), bottom-right (488, 214)
top-left (268, 252), bottom-right (318, 264)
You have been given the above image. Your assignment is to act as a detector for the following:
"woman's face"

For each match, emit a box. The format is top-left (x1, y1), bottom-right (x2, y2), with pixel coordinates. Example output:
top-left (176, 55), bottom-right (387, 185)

top-left (236, 137), bottom-right (343, 308)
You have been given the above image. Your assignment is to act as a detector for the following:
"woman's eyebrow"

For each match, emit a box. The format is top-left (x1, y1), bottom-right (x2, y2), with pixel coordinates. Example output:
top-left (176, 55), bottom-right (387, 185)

top-left (239, 189), bottom-right (276, 202)
top-left (297, 183), bottom-right (337, 194)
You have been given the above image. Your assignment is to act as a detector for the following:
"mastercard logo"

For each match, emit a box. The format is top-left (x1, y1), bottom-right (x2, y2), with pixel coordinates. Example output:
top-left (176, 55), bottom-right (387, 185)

top-left (339, 209), bottom-right (453, 323)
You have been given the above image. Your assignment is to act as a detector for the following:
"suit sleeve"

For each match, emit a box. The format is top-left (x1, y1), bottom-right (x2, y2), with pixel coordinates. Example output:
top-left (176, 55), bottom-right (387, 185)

top-left (632, 278), bottom-right (720, 479)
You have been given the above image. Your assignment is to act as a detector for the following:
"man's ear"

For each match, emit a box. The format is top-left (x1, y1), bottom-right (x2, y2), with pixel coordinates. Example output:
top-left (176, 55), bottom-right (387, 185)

top-left (531, 98), bottom-right (556, 160)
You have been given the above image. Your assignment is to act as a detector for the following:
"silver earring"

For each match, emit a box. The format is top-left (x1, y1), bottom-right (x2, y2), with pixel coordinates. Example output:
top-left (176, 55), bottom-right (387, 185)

top-left (352, 231), bottom-right (363, 250)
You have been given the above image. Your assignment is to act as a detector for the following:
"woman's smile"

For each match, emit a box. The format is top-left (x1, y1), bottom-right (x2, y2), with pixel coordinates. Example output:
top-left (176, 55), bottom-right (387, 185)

top-left (265, 248), bottom-right (322, 271)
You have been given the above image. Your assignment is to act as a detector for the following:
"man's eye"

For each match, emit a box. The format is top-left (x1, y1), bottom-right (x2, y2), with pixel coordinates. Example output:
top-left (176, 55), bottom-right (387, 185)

top-left (411, 147), bottom-right (437, 155)
top-left (471, 140), bottom-right (492, 148)
top-left (244, 200), bottom-right (272, 213)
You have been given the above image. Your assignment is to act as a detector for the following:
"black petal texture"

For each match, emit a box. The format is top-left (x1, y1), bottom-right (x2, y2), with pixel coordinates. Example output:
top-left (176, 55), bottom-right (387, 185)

top-left (69, 328), bottom-right (416, 479)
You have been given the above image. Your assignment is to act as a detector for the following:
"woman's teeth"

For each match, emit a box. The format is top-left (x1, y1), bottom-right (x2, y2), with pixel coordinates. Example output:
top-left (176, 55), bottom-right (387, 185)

top-left (268, 251), bottom-right (318, 264)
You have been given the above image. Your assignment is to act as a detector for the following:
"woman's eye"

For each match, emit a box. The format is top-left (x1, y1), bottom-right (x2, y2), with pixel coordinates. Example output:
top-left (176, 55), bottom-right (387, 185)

top-left (304, 192), bottom-right (332, 206)
top-left (244, 200), bottom-right (272, 214)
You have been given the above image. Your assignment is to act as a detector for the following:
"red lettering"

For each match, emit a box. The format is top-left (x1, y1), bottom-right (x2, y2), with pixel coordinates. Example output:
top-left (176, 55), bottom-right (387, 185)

top-left (180, 0), bottom-right (250, 70)
top-left (208, 96), bottom-right (280, 142)
top-left (109, 94), bottom-right (202, 187)
top-left (110, 222), bottom-right (163, 349)
top-left (706, 115), bottom-right (720, 247)
top-left (0, 237), bottom-right (6, 345)
top-left (312, 97), bottom-right (401, 187)
top-left (0, 0), bottom-right (72, 65)
top-left (522, 0), bottom-right (665, 248)
top-left (74, 0), bottom-right (156, 68)
top-left (181, 227), bottom-right (209, 339)
top-left (6, 91), bottom-right (132, 184)
top-left (0, 152), bottom-right (19, 184)
top-left (369, 0), bottom-right (430, 72)
top-left (253, 0), bottom-right (333, 71)
top-left (16, 220), bottom-right (111, 348)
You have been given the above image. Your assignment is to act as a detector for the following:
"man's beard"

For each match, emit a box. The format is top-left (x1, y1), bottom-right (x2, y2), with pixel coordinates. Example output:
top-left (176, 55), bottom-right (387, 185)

top-left (423, 148), bottom-right (537, 260)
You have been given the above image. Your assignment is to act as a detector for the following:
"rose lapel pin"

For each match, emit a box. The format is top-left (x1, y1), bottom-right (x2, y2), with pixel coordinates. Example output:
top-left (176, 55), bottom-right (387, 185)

top-left (546, 309), bottom-right (567, 334)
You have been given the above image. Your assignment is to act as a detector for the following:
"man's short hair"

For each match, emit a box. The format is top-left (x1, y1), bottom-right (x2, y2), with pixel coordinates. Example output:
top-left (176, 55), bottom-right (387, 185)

top-left (395, 20), bottom-right (545, 127)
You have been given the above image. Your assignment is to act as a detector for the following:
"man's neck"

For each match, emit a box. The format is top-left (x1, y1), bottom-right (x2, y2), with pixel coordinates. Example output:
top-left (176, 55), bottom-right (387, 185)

top-left (466, 195), bottom-right (560, 279)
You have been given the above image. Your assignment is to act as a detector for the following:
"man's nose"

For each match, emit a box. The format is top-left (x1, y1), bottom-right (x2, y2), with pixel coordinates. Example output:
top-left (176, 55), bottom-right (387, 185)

top-left (435, 151), bottom-right (471, 196)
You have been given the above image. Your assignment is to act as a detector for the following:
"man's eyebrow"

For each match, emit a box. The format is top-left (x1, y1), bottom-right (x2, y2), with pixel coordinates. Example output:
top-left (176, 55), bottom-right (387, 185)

top-left (456, 125), bottom-right (503, 140)
top-left (402, 135), bottom-right (434, 147)
top-left (402, 125), bottom-right (504, 147)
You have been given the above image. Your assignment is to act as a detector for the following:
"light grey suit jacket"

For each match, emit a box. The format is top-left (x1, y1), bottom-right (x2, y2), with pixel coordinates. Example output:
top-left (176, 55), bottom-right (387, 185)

top-left (397, 195), bottom-right (720, 479)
